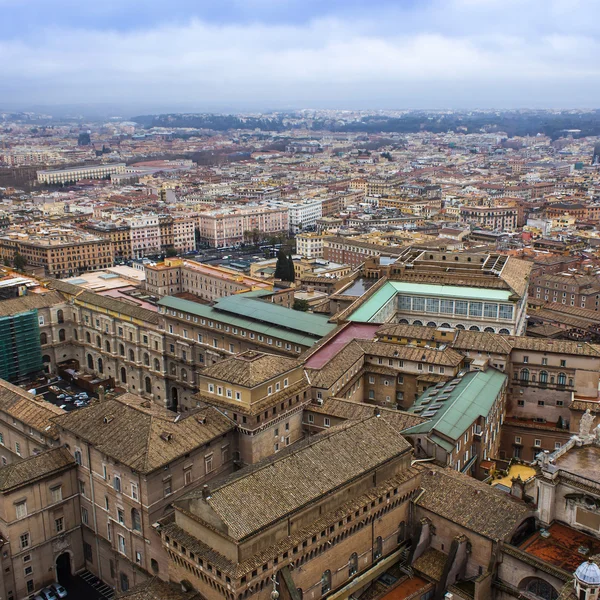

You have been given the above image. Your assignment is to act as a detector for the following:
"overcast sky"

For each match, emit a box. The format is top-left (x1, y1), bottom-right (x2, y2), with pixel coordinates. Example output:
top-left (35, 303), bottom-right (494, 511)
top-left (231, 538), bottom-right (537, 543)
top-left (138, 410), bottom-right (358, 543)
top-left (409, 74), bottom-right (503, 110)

top-left (1, 0), bottom-right (599, 114)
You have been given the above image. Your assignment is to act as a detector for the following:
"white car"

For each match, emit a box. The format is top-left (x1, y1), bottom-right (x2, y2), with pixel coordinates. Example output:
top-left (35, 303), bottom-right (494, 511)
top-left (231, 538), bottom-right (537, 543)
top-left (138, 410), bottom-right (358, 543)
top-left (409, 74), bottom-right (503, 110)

top-left (50, 583), bottom-right (68, 598)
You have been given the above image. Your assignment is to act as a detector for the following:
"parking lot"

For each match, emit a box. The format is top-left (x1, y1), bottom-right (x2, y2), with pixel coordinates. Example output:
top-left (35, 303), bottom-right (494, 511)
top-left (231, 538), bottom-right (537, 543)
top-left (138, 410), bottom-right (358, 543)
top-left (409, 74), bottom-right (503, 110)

top-left (31, 377), bottom-right (96, 412)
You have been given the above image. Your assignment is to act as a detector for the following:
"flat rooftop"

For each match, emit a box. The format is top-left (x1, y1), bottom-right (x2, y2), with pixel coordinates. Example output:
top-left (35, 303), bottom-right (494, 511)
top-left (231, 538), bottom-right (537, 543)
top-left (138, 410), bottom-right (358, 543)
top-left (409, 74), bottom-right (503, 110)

top-left (554, 445), bottom-right (600, 483)
top-left (519, 522), bottom-right (600, 573)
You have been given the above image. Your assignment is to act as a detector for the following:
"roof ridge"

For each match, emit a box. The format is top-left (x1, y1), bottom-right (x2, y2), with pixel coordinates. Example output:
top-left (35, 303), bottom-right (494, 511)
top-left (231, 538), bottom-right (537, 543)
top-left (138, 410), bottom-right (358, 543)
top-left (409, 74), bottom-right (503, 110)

top-left (211, 417), bottom-right (375, 493)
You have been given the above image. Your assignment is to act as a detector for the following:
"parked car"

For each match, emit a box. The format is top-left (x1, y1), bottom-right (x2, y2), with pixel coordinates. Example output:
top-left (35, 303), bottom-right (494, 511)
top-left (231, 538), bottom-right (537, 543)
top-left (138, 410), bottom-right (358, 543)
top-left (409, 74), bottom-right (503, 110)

top-left (50, 583), bottom-right (68, 598)
top-left (40, 588), bottom-right (58, 600)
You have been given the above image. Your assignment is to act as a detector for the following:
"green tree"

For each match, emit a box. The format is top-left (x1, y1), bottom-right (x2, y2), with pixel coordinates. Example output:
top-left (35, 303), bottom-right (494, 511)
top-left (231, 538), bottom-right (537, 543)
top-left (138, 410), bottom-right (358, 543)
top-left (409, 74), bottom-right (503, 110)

top-left (13, 253), bottom-right (26, 271)
top-left (287, 253), bottom-right (296, 282)
top-left (166, 247), bottom-right (178, 258)
top-left (293, 299), bottom-right (310, 312)
top-left (274, 249), bottom-right (289, 280)
top-left (3, 258), bottom-right (10, 267)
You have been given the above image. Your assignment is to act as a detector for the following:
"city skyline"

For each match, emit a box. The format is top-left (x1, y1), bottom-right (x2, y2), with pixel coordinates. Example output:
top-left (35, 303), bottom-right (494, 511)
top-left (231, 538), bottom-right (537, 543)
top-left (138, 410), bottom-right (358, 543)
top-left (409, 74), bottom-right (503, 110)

top-left (2, 0), bottom-right (600, 112)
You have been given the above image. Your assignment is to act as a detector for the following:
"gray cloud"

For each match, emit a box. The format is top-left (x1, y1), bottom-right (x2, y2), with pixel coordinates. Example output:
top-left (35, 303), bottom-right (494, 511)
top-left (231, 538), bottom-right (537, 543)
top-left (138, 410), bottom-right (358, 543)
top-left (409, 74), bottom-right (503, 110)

top-left (1, 0), bottom-right (600, 111)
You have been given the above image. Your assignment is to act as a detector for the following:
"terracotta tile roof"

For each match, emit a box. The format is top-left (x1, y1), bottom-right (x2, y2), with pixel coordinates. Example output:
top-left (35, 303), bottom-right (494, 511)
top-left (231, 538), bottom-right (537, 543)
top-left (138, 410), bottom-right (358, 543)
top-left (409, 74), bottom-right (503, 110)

top-left (200, 351), bottom-right (301, 387)
top-left (416, 465), bottom-right (531, 541)
top-left (0, 290), bottom-right (66, 317)
top-left (166, 467), bottom-right (421, 578)
top-left (52, 393), bottom-right (233, 474)
top-left (185, 417), bottom-right (412, 541)
top-left (117, 578), bottom-right (204, 600)
top-left (0, 379), bottom-right (64, 439)
top-left (307, 397), bottom-right (428, 431)
top-left (47, 280), bottom-right (160, 324)
top-left (305, 340), bottom-right (366, 389)
top-left (452, 330), bottom-right (514, 355)
top-left (498, 256), bottom-right (533, 298)
top-left (376, 324), bottom-right (439, 340)
top-left (0, 447), bottom-right (75, 492)
top-left (358, 341), bottom-right (464, 366)
top-left (413, 548), bottom-right (447, 581)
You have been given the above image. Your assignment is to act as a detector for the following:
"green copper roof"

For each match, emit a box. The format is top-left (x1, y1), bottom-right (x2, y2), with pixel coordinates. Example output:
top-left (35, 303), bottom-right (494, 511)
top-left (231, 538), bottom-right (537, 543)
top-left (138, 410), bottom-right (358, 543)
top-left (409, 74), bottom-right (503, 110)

top-left (404, 369), bottom-right (507, 442)
top-left (347, 281), bottom-right (512, 323)
top-left (158, 295), bottom-right (335, 346)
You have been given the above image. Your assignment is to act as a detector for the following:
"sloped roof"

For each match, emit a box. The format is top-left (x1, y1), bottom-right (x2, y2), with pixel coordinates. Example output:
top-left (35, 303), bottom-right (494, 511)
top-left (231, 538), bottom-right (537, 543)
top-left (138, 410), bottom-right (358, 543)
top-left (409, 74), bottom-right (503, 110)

top-left (0, 379), bottom-right (63, 439)
top-left (416, 465), bottom-right (531, 541)
top-left (200, 351), bottom-right (301, 387)
top-left (308, 397), bottom-right (428, 431)
top-left (0, 290), bottom-right (67, 317)
top-left (53, 393), bottom-right (233, 474)
top-left (405, 369), bottom-right (507, 442)
top-left (0, 447), bottom-right (75, 492)
top-left (186, 417), bottom-right (411, 540)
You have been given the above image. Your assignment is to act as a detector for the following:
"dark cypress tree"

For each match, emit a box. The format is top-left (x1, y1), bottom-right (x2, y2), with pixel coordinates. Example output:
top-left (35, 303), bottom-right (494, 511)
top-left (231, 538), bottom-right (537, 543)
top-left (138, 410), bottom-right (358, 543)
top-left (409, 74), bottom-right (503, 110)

top-left (274, 249), bottom-right (288, 280)
top-left (287, 253), bottom-right (296, 282)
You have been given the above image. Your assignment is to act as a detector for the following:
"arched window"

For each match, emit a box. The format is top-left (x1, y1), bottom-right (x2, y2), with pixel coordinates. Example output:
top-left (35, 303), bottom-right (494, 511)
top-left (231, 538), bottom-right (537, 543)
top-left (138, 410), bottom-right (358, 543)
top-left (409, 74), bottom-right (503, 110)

top-left (539, 371), bottom-right (548, 384)
top-left (120, 367), bottom-right (127, 383)
top-left (455, 324), bottom-right (465, 330)
top-left (87, 354), bottom-right (93, 369)
top-left (558, 372), bottom-right (566, 386)
top-left (98, 358), bottom-right (103, 374)
top-left (42, 355), bottom-right (51, 364)
top-left (520, 577), bottom-right (558, 600)
top-left (398, 521), bottom-right (406, 543)
top-left (143, 353), bottom-right (150, 366)
top-left (145, 377), bottom-right (152, 394)
top-left (349, 553), bottom-right (358, 576)
top-left (105, 340), bottom-right (111, 353)
top-left (119, 344), bottom-right (125, 356)
top-left (131, 508), bottom-right (141, 532)
top-left (96, 335), bottom-right (101, 348)
top-left (413, 320), bottom-right (423, 326)
top-left (321, 570), bottom-right (331, 595)
top-left (129, 349), bottom-right (135, 362)
top-left (86, 332), bottom-right (91, 343)
top-left (398, 319), bottom-right (409, 324)
top-left (40, 332), bottom-right (47, 345)
top-left (520, 369), bottom-right (530, 382)
top-left (440, 323), bottom-right (451, 328)
top-left (374, 536), bottom-right (383, 560)
top-left (469, 325), bottom-right (481, 332)
top-left (296, 590), bottom-right (302, 600)
top-left (181, 368), bottom-right (187, 381)
top-left (484, 327), bottom-right (495, 333)
top-left (499, 328), bottom-right (510, 334)
top-left (426, 321), bottom-right (437, 327)
top-left (73, 329), bottom-right (78, 340)
top-left (58, 329), bottom-right (66, 342)
top-left (57, 309), bottom-right (64, 324)
top-left (154, 358), bottom-right (160, 371)
top-left (151, 559), bottom-right (159, 574)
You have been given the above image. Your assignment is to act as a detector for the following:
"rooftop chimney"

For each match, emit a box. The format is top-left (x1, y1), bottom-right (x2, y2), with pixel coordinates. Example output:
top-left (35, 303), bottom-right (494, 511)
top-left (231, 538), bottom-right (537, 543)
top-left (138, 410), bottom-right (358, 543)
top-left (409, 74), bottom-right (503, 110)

top-left (202, 484), bottom-right (211, 500)
top-left (374, 407), bottom-right (381, 418)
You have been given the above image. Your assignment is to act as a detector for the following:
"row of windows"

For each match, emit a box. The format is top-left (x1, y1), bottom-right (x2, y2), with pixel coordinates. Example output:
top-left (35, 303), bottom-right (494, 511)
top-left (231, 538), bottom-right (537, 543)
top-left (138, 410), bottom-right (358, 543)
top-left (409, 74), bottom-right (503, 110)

top-left (397, 296), bottom-right (514, 320)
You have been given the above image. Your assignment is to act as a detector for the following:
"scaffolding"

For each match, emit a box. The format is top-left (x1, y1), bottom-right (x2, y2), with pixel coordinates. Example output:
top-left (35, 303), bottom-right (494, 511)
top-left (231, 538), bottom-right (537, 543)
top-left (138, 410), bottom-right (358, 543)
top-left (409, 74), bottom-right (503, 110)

top-left (0, 309), bottom-right (43, 383)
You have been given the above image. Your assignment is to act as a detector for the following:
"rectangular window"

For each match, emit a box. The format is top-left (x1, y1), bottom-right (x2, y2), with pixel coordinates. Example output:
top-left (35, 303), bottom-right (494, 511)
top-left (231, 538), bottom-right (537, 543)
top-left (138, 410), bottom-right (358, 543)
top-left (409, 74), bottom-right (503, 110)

top-left (534, 439), bottom-right (541, 447)
top-left (15, 501), bottom-right (27, 519)
top-left (20, 533), bottom-right (30, 549)
top-left (235, 391), bottom-right (241, 401)
top-left (118, 535), bottom-right (126, 554)
top-left (205, 454), bottom-right (213, 474)
top-left (55, 517), bottom-right (64, 533)
top-left (184, 469), bottom-right (192, 486)
top-left (455, 300), bottom-right (468, 315)
top-left (118, 508), bottom-right (125, 525)
top-left (324, 418), bottom-right (331, 428)
top-left (84, 542), bottom-right (93, 563)
top-left (308, 414), bottom-right (314, 424)
top-left (51, 486), bottom-right (62, 503)
top-left (131, 483), bottom-right (138, 501)
top-left (27, 580), bottom-right (34, 594)
top-left (469, 302), bottom-right (483, 317)
top-left (82, 508), bottom-right (89, 525)
top-left (164, 479), bottom-right (172, 497)
top-left (15, 442), bottom-right (20, 456)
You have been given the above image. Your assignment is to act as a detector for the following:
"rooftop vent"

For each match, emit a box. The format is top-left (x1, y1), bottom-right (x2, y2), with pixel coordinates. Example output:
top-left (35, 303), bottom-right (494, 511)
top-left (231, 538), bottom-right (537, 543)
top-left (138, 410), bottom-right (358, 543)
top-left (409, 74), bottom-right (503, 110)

top-left (160, 432), bottom-right (173, 442)
top-left (103, 416), bottom-right (113, 424)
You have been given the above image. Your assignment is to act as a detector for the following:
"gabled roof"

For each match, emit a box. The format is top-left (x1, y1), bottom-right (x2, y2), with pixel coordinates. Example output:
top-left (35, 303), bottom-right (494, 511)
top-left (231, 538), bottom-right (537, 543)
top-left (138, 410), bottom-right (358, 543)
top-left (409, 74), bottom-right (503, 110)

top-left (416, 464), bottom-right (531, 541)
top-left (52, 393), bottom-right (233, 474)
top-left (0, 290), bottom-right (67, 317)
top-left (405, 369), bottom-right (507, 442)
top-left (183, 417), bottom-right (412, 541)
top-left (200, 351), bottom-right (301, 387)
top-left (0, 379), bottom-right (63, 439)
top-left (0, 447), bottom-right (75, 492)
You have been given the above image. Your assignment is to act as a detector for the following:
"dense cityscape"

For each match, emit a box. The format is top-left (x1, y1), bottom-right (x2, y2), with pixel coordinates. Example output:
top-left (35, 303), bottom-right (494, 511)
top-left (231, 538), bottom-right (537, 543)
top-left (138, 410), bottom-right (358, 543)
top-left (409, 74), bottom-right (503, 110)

top-left (1, 106), bottom-right (600, 600)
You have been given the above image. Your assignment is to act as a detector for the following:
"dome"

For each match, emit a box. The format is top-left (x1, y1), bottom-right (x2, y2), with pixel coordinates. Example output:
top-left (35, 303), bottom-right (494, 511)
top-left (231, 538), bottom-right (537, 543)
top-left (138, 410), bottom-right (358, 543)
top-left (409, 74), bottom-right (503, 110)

top-left (575, 561), bottom-right (600, 585)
